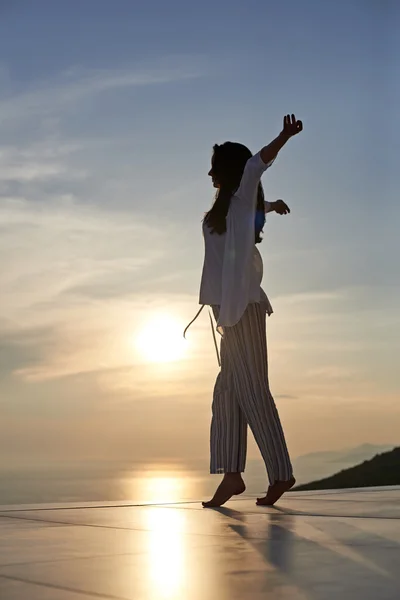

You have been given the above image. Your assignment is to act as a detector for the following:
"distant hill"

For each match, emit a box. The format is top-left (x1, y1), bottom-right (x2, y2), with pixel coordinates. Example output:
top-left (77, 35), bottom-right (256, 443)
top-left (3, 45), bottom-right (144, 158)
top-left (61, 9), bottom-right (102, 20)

top-left (292, 443), bottom-right (394, 485)
top-left (294, 447), bottom-right (400, 491)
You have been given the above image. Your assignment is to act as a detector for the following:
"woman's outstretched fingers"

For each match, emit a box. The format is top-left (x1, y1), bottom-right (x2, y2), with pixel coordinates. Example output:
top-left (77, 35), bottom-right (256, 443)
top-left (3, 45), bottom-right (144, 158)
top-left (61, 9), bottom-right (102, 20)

top-left (282, 113), bottom-right (303, 138)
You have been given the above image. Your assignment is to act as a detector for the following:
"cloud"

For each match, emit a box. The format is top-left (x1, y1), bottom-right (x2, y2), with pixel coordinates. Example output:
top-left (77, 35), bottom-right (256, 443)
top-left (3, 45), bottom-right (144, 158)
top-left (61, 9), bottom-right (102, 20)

top-left (64, 267), bottom-right (192, 300)
top-left (0, 60), bottom-right (204, 126)
top-left (275, 290), bottom-right (345, 305)
top-left (0, 57), bottom-right (205, 195)
top-left (0, 189), bottom-right (200, 383)
top-left (0, 194), bottom-right (170, 305)
top-left (0, 325), bottom-right (57, 377)
top-left (0, 58), bottom-right (202, 384)
top-left (0, 141), bottom-right (87, 183)
top-left (306, 365), bottom-right (357, 380)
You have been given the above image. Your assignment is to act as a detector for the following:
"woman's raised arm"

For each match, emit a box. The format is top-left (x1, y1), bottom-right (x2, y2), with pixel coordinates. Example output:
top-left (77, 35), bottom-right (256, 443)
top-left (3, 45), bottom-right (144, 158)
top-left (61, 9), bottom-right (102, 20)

top-left (260, 114), bottom-right (303, 165)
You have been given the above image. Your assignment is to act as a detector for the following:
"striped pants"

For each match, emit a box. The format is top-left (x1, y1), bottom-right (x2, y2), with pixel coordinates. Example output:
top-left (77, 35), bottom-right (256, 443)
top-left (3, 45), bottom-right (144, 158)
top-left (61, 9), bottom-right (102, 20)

top-left (210, 302), bottom-right (293, 484)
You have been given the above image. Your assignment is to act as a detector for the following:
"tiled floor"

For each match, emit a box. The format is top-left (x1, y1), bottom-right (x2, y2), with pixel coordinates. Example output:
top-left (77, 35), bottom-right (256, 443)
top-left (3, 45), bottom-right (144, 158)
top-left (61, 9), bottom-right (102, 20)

top-left (0, 488), bottom-right (399, 599)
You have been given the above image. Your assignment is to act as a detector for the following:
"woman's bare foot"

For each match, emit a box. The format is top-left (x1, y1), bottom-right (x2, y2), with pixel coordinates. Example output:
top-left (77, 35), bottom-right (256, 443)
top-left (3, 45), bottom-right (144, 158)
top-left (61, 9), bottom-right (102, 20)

top-left (202, 473), bottom-right (246, 508)
top-left (256, 477), bottom-right (296, 506)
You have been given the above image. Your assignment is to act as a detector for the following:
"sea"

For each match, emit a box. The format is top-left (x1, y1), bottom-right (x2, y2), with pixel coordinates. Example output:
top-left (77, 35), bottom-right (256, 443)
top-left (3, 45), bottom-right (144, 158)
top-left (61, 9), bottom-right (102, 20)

top-left (0, 459), bottom-right (270, 507)
top-left (2, 444), bottom-right (391, 506)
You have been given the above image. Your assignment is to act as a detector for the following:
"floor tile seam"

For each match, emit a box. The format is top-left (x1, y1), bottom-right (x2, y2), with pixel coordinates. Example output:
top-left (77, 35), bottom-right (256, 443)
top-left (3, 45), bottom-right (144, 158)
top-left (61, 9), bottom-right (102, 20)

top-left (0, 573), bottom-right (125, 600)
top-left (0, 498), bottom-right (214, 513)
top-left (0, 513), bottom-right (261, 538)
top-left (272, 512), bottom-right (400, 520)
top-left (1, 509), bottom-right (399, 534)
top-left (0, 534), bottom-right (397, 572)
top-left (1, 493), bottom-right (397, 514)
top-left (0, 546), bottom-right (169, 569)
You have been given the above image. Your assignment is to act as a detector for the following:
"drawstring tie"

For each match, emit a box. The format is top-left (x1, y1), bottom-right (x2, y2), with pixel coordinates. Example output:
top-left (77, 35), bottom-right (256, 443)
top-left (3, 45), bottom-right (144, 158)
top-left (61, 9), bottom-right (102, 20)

top-left (183, 305), bottom-right (221, 367)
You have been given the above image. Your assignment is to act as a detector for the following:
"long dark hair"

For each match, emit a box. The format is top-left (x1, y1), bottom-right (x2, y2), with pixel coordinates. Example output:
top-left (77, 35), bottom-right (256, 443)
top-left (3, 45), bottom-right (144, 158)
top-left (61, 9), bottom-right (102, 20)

top-left (204, 142), bottom-right (265, 244)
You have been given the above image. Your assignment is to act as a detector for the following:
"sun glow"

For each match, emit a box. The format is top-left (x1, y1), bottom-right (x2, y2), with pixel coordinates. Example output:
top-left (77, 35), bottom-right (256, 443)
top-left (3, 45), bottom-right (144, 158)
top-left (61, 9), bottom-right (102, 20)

top-left (135, 314), bottom-right (186, 363)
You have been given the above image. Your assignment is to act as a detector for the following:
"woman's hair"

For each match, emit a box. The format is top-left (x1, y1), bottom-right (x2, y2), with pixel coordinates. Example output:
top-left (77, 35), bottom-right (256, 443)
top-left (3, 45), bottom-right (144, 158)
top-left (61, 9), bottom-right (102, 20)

top-left (204, 142), bottom-right (265, 244)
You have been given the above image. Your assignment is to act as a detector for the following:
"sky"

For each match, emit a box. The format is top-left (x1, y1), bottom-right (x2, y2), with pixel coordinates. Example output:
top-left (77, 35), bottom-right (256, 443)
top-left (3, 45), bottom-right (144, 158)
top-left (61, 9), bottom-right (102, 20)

top-left (0, 0), bottom-right (399, 471)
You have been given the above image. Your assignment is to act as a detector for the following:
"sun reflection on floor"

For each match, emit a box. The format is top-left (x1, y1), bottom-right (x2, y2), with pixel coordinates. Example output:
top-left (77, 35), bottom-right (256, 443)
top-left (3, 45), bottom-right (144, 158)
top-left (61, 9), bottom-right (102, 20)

top-left (146, 508), bottom-right (186, 599)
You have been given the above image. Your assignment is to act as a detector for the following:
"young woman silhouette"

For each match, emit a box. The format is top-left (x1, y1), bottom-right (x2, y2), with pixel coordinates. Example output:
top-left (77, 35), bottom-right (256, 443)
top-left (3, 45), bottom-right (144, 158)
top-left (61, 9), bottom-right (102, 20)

top-left (199, 114), bottom-right (303, 507)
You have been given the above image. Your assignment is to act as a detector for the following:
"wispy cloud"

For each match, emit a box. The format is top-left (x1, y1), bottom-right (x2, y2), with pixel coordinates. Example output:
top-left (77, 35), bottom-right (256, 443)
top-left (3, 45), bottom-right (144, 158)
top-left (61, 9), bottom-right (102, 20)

top-left (0, 141), bottom-right (86, 183)
top-left (0, 194), bottom-right (175, 316)
top-left (0, 185), bottom-right (200, 385)
top-left (306, 365), bottom-right (357, 380)
top-left (0, 55), bottom-right (204, 388)
top-left (275, 290), bottom-right (345, 305)
top-left (0, 60), bottom-right (204, 125)
top-left (0, 324), bottom-right (56, 378)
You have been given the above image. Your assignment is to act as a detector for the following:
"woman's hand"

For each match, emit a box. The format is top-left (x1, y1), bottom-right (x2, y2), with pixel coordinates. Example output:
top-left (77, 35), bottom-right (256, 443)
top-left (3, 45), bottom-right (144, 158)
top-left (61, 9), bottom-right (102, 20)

top-left (281, 114), bottom-right (303, 139)
top-left (260, 114), bottom-right (303, 165)
top-left (272, 199), bottom-right (291, 215)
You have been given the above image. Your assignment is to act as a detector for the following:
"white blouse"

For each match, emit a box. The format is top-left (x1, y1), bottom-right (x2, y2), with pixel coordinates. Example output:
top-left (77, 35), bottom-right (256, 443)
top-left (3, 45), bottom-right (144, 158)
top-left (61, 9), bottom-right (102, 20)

top-left (199, 151), bottom-right (274, 330)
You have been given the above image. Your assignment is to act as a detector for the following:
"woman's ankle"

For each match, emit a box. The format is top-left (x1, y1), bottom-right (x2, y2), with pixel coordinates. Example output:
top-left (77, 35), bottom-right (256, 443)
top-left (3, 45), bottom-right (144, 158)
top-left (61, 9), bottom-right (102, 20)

top-left (224, 472), bottom-right (243, 480)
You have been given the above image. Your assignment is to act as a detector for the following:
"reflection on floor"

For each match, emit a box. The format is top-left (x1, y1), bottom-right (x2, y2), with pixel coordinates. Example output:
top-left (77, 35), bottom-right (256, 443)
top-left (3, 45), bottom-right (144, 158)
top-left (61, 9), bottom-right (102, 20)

top-left (0, 488), bottom-right (399, 599)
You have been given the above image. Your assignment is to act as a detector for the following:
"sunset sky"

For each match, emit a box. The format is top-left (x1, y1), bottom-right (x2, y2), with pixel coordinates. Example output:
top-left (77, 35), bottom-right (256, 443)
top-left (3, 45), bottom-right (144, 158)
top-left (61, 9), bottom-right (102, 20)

top-left (0, 0), bottom-right (399, 470)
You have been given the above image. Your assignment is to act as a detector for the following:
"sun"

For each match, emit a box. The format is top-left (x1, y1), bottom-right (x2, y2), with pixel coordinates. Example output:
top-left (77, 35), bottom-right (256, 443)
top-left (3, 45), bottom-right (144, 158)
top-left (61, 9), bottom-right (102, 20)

top-left (135, 314), bottom-right (187, 363)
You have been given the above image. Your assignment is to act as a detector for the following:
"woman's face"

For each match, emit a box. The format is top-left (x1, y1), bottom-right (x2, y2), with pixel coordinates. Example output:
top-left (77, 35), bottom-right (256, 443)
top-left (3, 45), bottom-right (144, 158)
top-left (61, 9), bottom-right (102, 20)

top-left (208, 162), bottom-right (220, 188)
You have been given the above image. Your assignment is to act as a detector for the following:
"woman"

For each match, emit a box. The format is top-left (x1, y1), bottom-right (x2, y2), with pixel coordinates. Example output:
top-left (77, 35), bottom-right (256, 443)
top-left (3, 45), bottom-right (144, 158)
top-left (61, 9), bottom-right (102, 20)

top-left (200, 114), bottom-right (303, 508)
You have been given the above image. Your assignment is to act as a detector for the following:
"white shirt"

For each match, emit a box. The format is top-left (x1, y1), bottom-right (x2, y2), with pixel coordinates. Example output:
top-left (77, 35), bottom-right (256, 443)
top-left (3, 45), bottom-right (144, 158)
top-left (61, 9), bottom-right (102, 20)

top-left (199, 151), bottom-right (274, 329)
